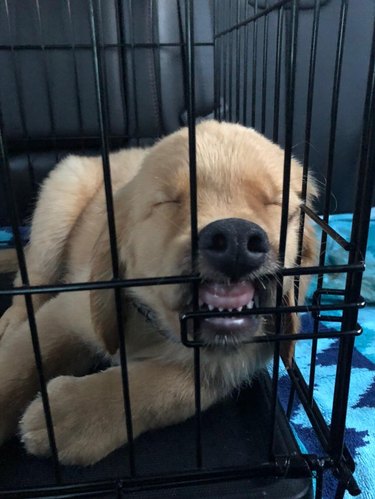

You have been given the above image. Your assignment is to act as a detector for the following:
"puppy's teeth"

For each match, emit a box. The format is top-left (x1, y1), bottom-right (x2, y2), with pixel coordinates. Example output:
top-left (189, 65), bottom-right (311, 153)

top-left (237, 306), bottom-right (243, 312)
top-left (208, 304), bottom-right (214, 311)
top-left (228, 308), bottom-right (233, 312)
top-left (254, 296), bottom-right (259, 307)
top-left (247, 301), bottom-right (254, 309)
top-left (218, 307), bottom-right (224, 312)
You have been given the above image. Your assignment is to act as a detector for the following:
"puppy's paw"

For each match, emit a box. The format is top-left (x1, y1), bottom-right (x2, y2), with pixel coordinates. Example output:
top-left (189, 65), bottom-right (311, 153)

top-left (20, 375), bottom-right (127, 466)
top-left (0, 306), bottom-right (27, 342)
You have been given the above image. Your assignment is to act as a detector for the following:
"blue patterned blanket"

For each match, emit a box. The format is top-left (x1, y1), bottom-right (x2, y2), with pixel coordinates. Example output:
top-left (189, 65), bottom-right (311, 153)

top-left (279, 209), bottom-right (375, 498)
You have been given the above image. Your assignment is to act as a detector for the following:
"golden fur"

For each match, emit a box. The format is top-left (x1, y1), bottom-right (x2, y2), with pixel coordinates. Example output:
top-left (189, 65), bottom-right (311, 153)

top-left (0, 121), bottom-right (316, 465)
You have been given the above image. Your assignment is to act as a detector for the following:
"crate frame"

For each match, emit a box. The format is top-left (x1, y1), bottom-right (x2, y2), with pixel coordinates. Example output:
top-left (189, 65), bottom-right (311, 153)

top-left (0, 0), bottom-right (374, 497)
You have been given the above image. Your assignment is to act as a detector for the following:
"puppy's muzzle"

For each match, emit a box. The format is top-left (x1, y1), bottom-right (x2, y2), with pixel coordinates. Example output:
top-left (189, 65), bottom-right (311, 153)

top-left (199, 218), bottom-right (269, 280)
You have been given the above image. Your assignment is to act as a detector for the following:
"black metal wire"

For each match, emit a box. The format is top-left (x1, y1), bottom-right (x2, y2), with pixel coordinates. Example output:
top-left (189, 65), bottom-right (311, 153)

top-left (34, 0), bottom-right (59, 163)
top-left (0, 261), bottom-right (365, 297)
top-left (295, 0), bottom-right (321, 305)
top-left (213, 0), bottom-right (219, 120)
top-left (315, 466), bottom-right (324, 499)
top-left (150, 0), bottom-right (164, 135)
top-left (288, 361), bottom-right (360, 496)
top-left (242, 0), bottom-right (250, 125)
top-left (128, 0), bottom-right (140, 146)
top-left (3, 0), bottom-right (36, 191)
top-left (0, 42), bottom-right (212, 50)
top-left (235, 1), bottom-right (241, 122)
top-left (0, 109), bottom-right (61, 483)
top-left (184, 0), bottom-right (202, 469)
top-left (0, 1), bottom-right (373, 497)
top-left (329, 10), bottom-right (375, 464)
top-left (88, 0), bottom-right (135, 476)
top-left (0, 262), bottom-right (365, 298)
top-left (66, 0), bottom-right (86, 153)
top-left (269, 0), bottom-right (299, 459)
top-left (261, 0), bottom-right (269, 134)
top-left (273, 6), bottom-right (284, 142)
top-left (215, 0), bottom-right (291, 39)
top-left (114, 0), bottom-right (130, 142)
top-left (228, 0), bottom-right (234, 121)
top-left (0, 456), bottom-right (326, 499)
top-left (251, 0), bottom-right (258, 127)
top-left (317, 0), bottom-right (348, 293)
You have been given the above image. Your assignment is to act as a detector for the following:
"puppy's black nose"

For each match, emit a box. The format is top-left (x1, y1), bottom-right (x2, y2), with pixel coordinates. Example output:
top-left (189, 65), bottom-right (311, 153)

top-left (198, 218), bottom-right (269, 280)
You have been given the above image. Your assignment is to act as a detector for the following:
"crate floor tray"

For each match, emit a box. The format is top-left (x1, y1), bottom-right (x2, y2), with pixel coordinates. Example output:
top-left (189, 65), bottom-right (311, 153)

top-left (0, 367), bottom-right (312, 498)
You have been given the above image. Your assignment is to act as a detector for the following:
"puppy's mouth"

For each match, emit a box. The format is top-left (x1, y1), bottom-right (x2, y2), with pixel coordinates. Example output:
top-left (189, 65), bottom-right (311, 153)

top-left (192, 280), bottom-right (264, 348)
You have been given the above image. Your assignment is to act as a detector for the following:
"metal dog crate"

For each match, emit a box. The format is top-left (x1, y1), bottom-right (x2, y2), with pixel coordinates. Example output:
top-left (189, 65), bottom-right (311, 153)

top-left (0, 0), bottom-right (374, 497)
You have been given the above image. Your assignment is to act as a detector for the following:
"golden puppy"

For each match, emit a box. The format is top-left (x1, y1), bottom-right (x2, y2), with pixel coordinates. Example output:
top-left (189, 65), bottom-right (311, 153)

top-left (0, 121), bottom-right (316, 465)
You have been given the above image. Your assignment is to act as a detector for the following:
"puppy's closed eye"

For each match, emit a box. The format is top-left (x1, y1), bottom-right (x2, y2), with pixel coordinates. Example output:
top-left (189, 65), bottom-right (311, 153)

top-left (153, 199), bottom-right (181, 208)
top-left (266, 200), bottom-right (301, 221)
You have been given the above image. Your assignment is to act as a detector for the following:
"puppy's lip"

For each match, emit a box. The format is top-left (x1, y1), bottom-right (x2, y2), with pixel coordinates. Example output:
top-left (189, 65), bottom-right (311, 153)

top-left (198, 309), bottom-right (261, 348)
top-left (198, 281), bottom-right (255, 311)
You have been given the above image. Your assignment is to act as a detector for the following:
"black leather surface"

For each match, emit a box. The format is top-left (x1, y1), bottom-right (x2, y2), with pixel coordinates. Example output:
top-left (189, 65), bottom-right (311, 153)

top-left (0, 0), bottom-right (213, 141)
top-left (0, 0), bottom-right (374, 219)
top-left (0, 0), bottom-right (374, 225)
top-left (0, 0), bottom-right (214, 225)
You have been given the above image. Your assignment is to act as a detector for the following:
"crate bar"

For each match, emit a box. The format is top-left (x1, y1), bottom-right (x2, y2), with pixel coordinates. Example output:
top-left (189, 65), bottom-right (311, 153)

top-left (317, 0), bottom-right (348, 292)
top-left (184, 0), bottom-right (202, 469)
top-left (114, 0), bottom-right (130, 143)
top-left (273, 5), bottom-right (284, 142)
top-left (222, 1), bottom-right (228, 121)
top-left (315, 466), bottom-right (324, 499)
top-left (235, 1), bottom-right (241, 122)
top-left (295, 0), bottom-right (321, 407)
top-left (288, 361), bottom-right (360, 496)
top-left (150, 0), bottom-right (165, 135)
top-left (269, 0), bottom-right (299, 458)
top-left (261, 0), bottom-right (269, 134)
top-left (88, 0), bottom-right (135, 476)
top-left (228, 0), bottom-right (234, 121)
top-left (0, 111), bottom-right (61, 482)
top-left (0, 262), bottom-right (365, 297)
top-left (223, 0), bottom-right (228, 121)
top-left (242, 0), bottom-right (250, 125)
top-left (180, 299), bottom-right (364, 322)
top-left (180, 327), bottom-right (361, 350)
top-left (286, 381), bottom-right (296, 419)
top-left (251, 0), bottom-right (258, 127)
top-left (66, 0), bottom-right (86, 153)
top-left (278, 0), bottom-right (299, 265)
top-left (329, 17), bottom-right (375, 465)
top-left (128, 0), bottom-right (140, 145)
top-left (34, 0), bottom-right (59, 162)
top-left (213, 0), bottom-right (220, 119)
top-left (0, 42), bottom-right (213, 50)
top-left (227, 0), bottom-right (234, 121)
top-left (215, 0), bottom-right (291, 39)
top-left (96, 2), bottom-right (112, 152)
top-left (308, 323), bottom-right (320, 404)
top-left (3, 0), bottom-right (36, 190)
top-left (222, 2), bottom-right (228, 120)
top-left (302, 205), bottom-right (351, 251)
top-left (295, 0), bottom-right (321, 299)
top-left (0, 455), bottom-right (325, 499)
top-left (289, 360), bottom-right (358, 478)
top-left (308, 274), bottom-right (322, 404)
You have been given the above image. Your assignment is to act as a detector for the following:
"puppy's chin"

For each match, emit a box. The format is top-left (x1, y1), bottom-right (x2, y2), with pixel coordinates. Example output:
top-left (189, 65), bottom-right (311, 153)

top-left (197, 315), bottom-right (262, 349)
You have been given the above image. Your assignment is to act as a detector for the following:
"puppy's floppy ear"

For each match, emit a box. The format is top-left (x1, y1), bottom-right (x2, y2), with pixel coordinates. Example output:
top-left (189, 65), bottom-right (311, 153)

top-left (90, 224), bottom-right (127, 355)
